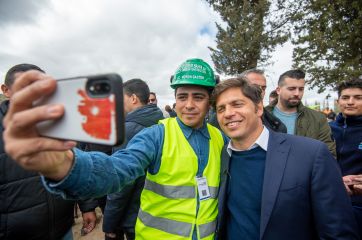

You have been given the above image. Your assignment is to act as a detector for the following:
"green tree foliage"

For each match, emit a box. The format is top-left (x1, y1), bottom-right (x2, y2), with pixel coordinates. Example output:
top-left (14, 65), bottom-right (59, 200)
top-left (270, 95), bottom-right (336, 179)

top-left (206, 0), bottom-right (292, 75)
top-left (292, 0), bottom-right (362, 92)
top-left (208, 0), bottom-right (361, 91)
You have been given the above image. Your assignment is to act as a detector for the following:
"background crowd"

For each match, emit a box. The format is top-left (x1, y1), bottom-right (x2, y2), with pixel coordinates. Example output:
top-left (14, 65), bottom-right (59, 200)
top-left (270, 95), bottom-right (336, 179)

top-left (0, 60), bottom-right (361, 240)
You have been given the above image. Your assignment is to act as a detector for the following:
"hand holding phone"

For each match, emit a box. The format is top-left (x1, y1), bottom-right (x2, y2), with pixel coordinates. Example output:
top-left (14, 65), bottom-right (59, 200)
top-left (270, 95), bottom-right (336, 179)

top-left (35, 74), bottom-right (124, 145)
top-left (3, 71), bottom-right (123, 181)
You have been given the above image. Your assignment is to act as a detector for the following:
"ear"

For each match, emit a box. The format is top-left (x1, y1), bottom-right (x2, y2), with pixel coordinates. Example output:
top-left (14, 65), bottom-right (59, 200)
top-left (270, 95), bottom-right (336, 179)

top-left (131, 94), bottom-right (138, 104)
top-left (276, 86), bottom-right (281, 95)
top-left (1, 84), bottom-right (11, 98)
top-left (256, 102), bottom-right (264, 117)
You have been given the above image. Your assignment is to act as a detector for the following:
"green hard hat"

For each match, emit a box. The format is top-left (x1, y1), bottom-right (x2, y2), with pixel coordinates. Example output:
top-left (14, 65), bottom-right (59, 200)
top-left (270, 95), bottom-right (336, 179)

top-left (170, 58), bottom-right (215, 89)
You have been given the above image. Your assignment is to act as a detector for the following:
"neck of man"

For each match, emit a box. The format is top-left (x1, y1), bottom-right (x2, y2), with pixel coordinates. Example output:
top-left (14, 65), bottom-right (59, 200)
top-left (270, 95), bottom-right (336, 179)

top-left (276, 100), bottom-right (297, 114)
top-left (231, 122), bottom-right (264, 151)
top-left (342, 113), bottom-right (362, 119)
top-left (128, 103), bottom-right (146, 114)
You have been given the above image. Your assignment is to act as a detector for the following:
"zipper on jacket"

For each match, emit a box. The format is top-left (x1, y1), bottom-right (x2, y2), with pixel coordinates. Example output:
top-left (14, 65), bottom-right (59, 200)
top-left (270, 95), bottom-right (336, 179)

top-left (339, 117), bottom-right (348, 163)
top-left (295, 111), bottom-right (303, 135)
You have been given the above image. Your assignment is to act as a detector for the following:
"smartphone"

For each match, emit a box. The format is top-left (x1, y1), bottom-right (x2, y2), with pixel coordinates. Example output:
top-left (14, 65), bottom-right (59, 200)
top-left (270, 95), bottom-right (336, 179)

top-left (35, 73), bottom-right (124, 145)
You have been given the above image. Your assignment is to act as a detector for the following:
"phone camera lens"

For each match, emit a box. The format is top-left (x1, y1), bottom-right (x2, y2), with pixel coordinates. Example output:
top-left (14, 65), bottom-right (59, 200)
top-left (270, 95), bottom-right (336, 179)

top-left (87, 79), bottom-right (111, 97)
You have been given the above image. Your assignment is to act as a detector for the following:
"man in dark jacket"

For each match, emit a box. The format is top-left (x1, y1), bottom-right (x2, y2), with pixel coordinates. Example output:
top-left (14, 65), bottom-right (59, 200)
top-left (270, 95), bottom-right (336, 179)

top-left (0, 64), bottom-right (97, 240)
top-left (103, 79), bottom-right (164, 240)
top-left (265, 69), bottom-right (336, 156)
top-left (240, 69), bottom-right (287, 133)
top-left (330, 78), bottom-right (362, 236)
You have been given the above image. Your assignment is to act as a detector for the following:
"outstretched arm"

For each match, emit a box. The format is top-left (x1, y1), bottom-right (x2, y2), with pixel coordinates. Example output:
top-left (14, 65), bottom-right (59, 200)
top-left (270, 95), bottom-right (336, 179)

top-left (4, 70), bottom-right (162, 200)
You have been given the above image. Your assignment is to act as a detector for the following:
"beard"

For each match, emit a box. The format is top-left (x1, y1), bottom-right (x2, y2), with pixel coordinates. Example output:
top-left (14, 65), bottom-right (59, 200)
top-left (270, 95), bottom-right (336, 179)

top-left (281, 97), bottom-right (301, 109)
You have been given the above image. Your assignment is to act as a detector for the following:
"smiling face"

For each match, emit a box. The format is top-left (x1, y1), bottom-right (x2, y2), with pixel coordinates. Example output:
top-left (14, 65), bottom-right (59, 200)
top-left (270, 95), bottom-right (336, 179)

top-left (337, 88), bottom-right (362, 117)
top-left (175, 86), bottom-right (210, 129)
top-left (216, 87), bottom-right (263, 148)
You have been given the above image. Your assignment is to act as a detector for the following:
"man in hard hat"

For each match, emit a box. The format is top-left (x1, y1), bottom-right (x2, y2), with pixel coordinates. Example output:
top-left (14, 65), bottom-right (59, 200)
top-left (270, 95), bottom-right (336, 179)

top-left (3, 58), bottom-right (227, 240)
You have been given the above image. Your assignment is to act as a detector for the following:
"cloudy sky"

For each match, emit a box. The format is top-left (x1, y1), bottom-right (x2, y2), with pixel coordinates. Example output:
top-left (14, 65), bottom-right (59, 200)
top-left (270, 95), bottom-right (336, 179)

top-left (0, 0), bottom-right (335, 108)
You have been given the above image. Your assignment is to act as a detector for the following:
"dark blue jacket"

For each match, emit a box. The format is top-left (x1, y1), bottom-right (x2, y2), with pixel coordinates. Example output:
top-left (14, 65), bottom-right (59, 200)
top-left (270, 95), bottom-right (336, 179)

top-left (103, 104), bottom-right (163, 233)
top-left (115, 104), bottom-right (164, 150)
top-left (216, 130), bottom-right (359, 240)
top-left (330, 113), bottom-right (362, 205)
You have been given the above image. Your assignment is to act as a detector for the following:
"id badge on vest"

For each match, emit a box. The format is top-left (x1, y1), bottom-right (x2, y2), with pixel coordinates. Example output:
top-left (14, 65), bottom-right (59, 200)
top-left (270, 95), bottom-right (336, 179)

top-left (196, 176), bottom-right (211, 200)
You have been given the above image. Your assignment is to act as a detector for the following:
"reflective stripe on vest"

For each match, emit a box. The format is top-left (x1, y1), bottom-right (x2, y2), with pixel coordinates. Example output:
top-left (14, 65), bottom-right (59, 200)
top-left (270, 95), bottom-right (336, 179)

top-left (144, 179), bottom-right (219, 199)
top-left (138, 209), bottom-right (192, 237)
top-left (199, 220), bottom-right (217, 239)
top-left (138, 209), bottom-right (217, 239)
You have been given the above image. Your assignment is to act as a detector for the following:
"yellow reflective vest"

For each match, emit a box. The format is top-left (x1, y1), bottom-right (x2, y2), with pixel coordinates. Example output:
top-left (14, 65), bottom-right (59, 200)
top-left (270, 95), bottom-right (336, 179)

top-left (135, 118), bottom-right (224, 240)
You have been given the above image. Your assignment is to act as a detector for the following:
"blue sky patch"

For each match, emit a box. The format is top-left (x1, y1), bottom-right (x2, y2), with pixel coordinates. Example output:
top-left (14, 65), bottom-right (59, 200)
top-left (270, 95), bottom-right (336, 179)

top-left (200, 25), bottom-right (211, 36)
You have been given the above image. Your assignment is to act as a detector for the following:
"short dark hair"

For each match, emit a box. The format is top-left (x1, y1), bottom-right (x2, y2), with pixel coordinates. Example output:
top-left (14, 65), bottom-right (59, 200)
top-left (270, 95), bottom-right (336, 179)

top-left (4, 63), bottom-right (44, 87)
top-left (211, 77), bottom-right (262, 108)
top-left (269, 90), bottom-right (278, 98)
top-left (278, 69), bottom-right (305, 86)
top-left (150, 92), bottom-right (156, 97)
top-left (174, 85), bottom-right (213, 97)
top-left (165, 105), bottom-right (172, 112)
top-left (123, 78), bottom-right (150, 105)
top-left (336, 78), bottom-right (362, 98)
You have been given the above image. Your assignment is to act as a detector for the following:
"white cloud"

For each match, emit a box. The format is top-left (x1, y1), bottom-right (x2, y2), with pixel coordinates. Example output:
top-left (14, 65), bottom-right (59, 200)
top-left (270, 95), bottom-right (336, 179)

top-left (0, 0), bottom-right (216, 85)
top-left (0, 0), bottom-right (50, 26)
top-left (0, 0), bottom-right (333, 109)
top-left (264, 42), bottom-right (336, 109)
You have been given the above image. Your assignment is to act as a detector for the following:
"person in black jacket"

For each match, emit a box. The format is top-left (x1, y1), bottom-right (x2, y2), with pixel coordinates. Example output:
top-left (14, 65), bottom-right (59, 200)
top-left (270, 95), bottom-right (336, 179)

top-left (240, 69), bottom-right (287, 133)
top-left (0, 64), bottom-right (97, 240)
top-left (103, 79), bottom-right (164, 240)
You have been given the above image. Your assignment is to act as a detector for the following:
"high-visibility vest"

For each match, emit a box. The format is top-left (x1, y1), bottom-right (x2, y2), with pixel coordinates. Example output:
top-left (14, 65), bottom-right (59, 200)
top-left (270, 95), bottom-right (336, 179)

top-left (135, 118), bottom-right (224, 240)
